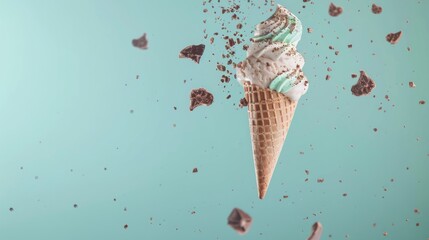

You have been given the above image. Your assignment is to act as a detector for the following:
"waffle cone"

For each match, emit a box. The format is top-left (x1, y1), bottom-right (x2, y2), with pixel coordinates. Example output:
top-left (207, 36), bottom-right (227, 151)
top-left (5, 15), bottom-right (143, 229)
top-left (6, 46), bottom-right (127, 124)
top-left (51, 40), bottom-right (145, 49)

top-left (243, 81), bottom-right (297, 199)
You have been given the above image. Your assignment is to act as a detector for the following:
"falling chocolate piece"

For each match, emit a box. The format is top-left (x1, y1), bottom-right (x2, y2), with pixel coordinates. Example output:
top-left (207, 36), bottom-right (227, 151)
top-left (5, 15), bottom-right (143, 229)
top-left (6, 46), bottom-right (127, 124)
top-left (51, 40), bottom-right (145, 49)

top-left (239, 97), bottom-right (248, 108)
top-left (386, 31), bottom-right (402, 45)
top-left (351, 71), bottom-right (376, 96)
top-left (329, 3), bottom-right (343, 17)
top-left (132, 33), bottom-right (148, 50)
top-left (307, 222), bottom-right (323, 240)
top-left (179, 44), bottom-right (206, 64)
top-left (227, 208), bottom-right (252, 234)
top-left (372, 4), bottom-right (382, 14)
top-left (189, 88), bottom-right (214, 111)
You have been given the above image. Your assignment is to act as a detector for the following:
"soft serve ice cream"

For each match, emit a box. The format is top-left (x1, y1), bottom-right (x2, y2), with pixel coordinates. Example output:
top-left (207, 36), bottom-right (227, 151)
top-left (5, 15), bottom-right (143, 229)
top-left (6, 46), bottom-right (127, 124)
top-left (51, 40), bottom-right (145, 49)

top-left (236, 5), bottom-right (308, 101)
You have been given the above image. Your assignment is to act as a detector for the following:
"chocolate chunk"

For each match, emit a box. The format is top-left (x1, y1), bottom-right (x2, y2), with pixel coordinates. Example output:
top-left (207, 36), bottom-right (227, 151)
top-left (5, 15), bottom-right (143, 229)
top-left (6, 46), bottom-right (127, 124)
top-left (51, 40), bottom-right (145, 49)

top-left (221, 75), bottom-right (230, 83)
top-left (192, 168), bottom-right (198, 173)
top-left (351, 71), bottom-right (376, 96)
top-left (132, 33), bottom-right (148, 50)
top-left (189, 88), bottom-right (214, 111)
top-left (217, 64), bottom-right (226, 71)
top-left (329, 3), bottom-right (343, 17)
top-left (386, 31), bottom-right (402, 45)
top-left (307, 222), bottom-right (323, 240)
top-left (179, 44), bottom-right (206, 64)
top-left (419, 100), bottom-right (426, 105)
top-left (227, 208), bottom-right (252, 234)
top-left (123, 224), bottom-right (128, 229)
top-left (372, 4), bottom-right (382, 14)
top-left (409, 81), bottom-right (416, 88)
top-left (239, 98), bottom-right (248, 108)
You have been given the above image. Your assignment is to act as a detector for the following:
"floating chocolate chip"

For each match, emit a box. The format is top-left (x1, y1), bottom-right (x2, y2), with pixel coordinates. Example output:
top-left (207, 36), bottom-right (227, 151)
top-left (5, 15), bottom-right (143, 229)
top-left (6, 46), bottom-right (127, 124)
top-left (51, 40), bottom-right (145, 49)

top-left (132, 33), bottom-right (148, 50)
top-left (386, 31), bottom-right (402, 45)
top-left (179, 44), bottom-right (206, 64)
top-left (239, 98), bottom-right (248, 108)
top-left (307, 222), bottom-right (323, 240)
top-left (329, 3), bottom-right (343, 17)
top-left (227, 208), bottom-right (252, 234)
top-left (351, 71), bottom-right (376, 96)
top-left (189, 88), bottom-right (214, 111)
top-left (372, 4), bottom-right (382, 14)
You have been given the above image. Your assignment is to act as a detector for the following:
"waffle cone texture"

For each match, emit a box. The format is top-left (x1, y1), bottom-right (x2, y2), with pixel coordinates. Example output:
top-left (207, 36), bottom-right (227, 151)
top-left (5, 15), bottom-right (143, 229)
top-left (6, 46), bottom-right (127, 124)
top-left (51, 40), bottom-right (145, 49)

top-left (243, 81), bottom-right (297, 199)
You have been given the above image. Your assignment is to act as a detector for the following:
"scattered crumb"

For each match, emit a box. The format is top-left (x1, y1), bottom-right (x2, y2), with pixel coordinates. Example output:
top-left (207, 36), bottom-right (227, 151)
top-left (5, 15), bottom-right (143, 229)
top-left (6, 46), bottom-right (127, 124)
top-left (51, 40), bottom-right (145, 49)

top-left (189, 88), bottom-right (214, 111)
top-left (351, 71), bottom-right (376, 96)
top-left (132, 33), bottom-right (148, 50)
top-left (372, 4), bottom-right (382, 14)
top-left (386, 31), bottom-right (402, 44)
top-left (329, 3), bottom-right (343, 17)
top-left (179, 44), bottom-right (206, 64)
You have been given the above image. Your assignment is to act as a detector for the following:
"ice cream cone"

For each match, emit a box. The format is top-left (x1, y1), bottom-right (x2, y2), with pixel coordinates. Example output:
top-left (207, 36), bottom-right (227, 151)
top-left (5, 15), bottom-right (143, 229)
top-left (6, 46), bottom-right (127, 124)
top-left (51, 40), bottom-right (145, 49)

top-left (243, 81), bottom-right (297, 199)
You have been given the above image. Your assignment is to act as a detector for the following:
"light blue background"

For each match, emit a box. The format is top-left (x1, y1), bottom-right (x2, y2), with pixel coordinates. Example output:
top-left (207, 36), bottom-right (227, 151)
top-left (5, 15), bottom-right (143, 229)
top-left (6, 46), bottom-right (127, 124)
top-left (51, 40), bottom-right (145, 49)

top-left (0, 0), bottom-right (428, 239)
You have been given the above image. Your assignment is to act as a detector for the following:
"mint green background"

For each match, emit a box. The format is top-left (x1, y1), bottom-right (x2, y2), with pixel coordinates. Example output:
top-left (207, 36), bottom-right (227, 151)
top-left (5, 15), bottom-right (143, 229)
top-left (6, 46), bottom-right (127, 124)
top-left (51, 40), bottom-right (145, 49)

top-left (0, 0), bottom-right (428, 239)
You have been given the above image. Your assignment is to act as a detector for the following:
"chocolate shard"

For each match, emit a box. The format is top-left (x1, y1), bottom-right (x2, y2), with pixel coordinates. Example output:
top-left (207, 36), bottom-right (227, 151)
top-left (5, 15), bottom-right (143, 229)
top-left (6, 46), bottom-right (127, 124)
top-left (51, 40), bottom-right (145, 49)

top-left (372, 4), bottom-right (382, 14)
top-left (179, 44), bottom-right (206, 64)
top-left (132, 33), bottom-right (148, 50)
top-left (329, 3), bottom-right (343, 17)
top-left (189, 88), bottom-right (214, 111)
top-left (351, 71), bottom-right (376, 96)
top-left (227, 208), bottom-right (252, 234)
top-left (307, 222), bottom-right (323, 240)
top-left (386, 31), bottom-right (402, 44)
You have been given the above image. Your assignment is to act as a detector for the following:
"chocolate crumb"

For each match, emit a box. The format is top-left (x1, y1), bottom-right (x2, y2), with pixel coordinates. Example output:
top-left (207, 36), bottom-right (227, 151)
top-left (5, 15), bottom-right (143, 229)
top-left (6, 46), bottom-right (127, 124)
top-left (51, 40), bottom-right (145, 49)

top-left (317, 178), bottom-right (325, 183)
top-left (329, 3), bottom-right (343, 17)
top-left (419, 100), bottom-right (426, 105)
top-left (179, 44), bottom-right (206, 64)
top-left (189, 88), bottom-right (214, 111)
top-left (9, 207), bottom-right (14, 212)
top-left (73, 204), bottom-right (78, 208)
top-left (192, 168), bottom-right (198, 173)
top-left (217, 64), bottom-right (226, 71)
top-left (132, 33), bottom-right (148, 50)
top-left (351, 74), bottom-right (357, 78)
top-left (372, 4), bottom-right (382, 14)
top-left (409, 82), bottom-right (416, 88)
top-left (386, 31), bottom-right (402, 45)
top-left (239, 98), bottom-right (248, 108)
top-left (326, 75), bottom-right (331, 80)
top-left (351, 71), bottom-right (376, 96)
top-left (124, 224), bottom-right (128, 229)
top-left (307, 28), bottom-right (313, 33)
top-left (227, 208), bottom-right (252, 234)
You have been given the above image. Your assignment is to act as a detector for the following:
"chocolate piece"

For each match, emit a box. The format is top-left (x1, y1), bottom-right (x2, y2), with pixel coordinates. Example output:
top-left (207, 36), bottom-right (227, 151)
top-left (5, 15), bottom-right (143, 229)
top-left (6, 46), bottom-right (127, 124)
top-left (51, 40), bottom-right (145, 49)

top-left (409, 81), bottom-right (416, 88)
top-left (189, 88), bottom-right (214, 111)
top-left (419, 100), bottom-right (426, 105)
top-left (329, 3), bottom-right (343, 17)
top-left (317, 178), bottom-right (324, 183)
top-left (239, 98), bottom-right (248, 108)
top-left (192, 168), bottom-right (198, 173)
top-left (132, 33), bottom-right (148, 50)
top-left (227, 208), bottom-right (252, 234)
top-left (179, 44), bottom-right (206, 64)
top-left (386, 31), bottom-right (402, 44)
top-left (73, 204), bottom-right (78, 208)
top-left (307, 222), bottom-right (323, 240)
top-left (351, 71), bottom-right (376, 96)
top-left (372, 4), bottom-right (382, 14)
top-left (124, 224), bottom-right (128, 229)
